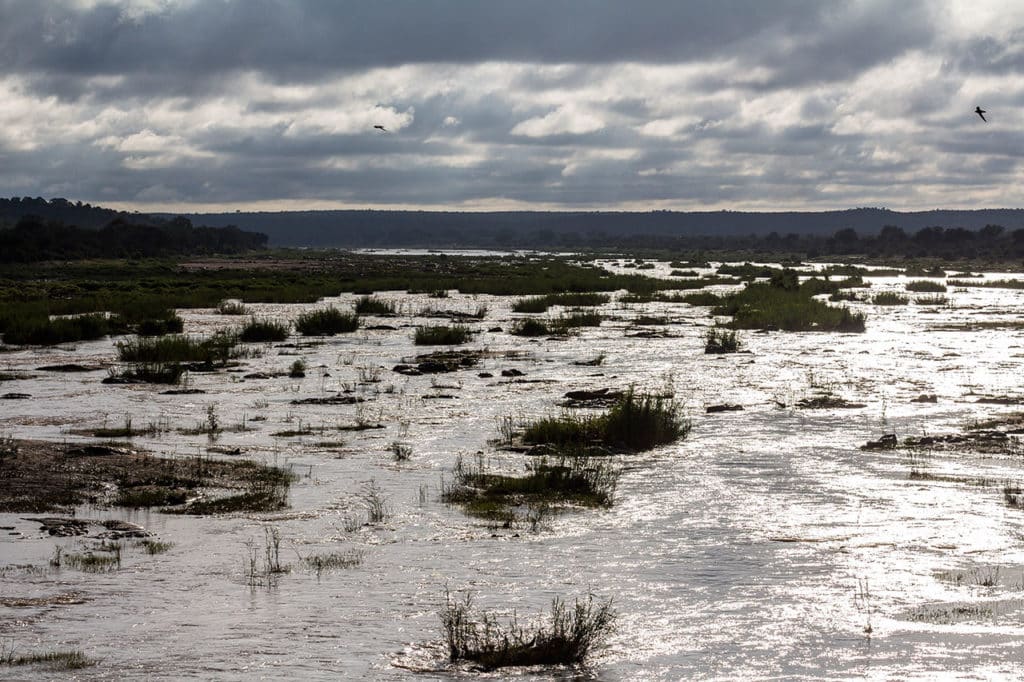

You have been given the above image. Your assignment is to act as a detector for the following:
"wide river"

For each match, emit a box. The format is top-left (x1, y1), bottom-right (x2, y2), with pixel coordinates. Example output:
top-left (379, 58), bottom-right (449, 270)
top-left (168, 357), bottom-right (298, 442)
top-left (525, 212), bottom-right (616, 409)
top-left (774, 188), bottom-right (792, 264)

top-left (2, 260), bottom-right (1023, 679)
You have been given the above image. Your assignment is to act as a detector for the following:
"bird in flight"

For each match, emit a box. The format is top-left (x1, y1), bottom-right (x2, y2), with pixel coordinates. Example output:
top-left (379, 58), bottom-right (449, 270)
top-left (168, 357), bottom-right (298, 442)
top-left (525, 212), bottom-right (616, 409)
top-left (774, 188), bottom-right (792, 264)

top-left (374, 125), bottom-right (388, 132)
top-left (975, 106), bottom-right (987, 122)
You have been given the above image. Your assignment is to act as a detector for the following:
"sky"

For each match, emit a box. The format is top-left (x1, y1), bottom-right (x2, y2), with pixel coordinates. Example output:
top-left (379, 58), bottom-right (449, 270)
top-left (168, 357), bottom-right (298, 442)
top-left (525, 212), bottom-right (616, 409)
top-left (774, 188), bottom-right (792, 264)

top-left (2, 0), bottom-right (1024, 213)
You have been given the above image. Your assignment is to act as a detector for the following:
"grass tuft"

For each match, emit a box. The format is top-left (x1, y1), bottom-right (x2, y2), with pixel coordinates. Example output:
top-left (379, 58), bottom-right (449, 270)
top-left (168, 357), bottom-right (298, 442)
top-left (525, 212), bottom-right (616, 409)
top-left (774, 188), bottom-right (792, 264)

top-left (440, 590), bottom-right (615, 670)
top-left (294, 307), bottom-right (359, 336)
top-left (414, 325), bottom-right (473, 345)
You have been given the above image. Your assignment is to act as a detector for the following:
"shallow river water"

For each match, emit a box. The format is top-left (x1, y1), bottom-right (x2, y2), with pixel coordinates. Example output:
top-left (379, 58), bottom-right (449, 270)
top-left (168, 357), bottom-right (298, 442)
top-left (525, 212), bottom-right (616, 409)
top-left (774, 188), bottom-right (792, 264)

top-left (2, 261), bottom-right (1024, 680)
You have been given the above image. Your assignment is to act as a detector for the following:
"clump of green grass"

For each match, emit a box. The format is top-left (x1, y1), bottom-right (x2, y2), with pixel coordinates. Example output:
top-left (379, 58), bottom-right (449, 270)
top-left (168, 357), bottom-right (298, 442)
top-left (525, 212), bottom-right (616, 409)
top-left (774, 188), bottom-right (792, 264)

top-left (2, 313), bottom-right (111, 346)
top-left (512, 296), bottom-right (550, 313)
top-left (62, 551), bottom-right (121, 572)
top-left (301, 549), bottom-right (364, 575)
top-left (440, 590), bottom-right (615, 670)
top-left (217, 299), bottom-right (249, 315)
top-left (705, 328), bottom-right (740, 354)
top-left (105, 362), bottom-right (184, 385)
top-left (872, 291), bottom-right (909, 306)
top-left (239, 317), bottom-right (290, 342)
top-left (116, 487), bottom-right (188, 508)
top-left (915, 294), bottom-right (948, 306)
top-left (136, 312), bottom-right (184, 336)
top-left (905, 280), bottom-right (947, 293)
top-left (510, 318), bottom-right (570, 337)
top-left (414, 325), bottom-right (473, 345)
top-left (0, 648), bottom-right (96, 670)
top-left (712, 280), bottom-right (866, 332)
top-left (521, 390), bottom-right (688, 452)
top-left (354, 295), bottom-right (396, 315)
top-left (553, 311), bottom-right (603, 329)
top-left (546, 292), bottom-right (609, 307)
top-left (135, 539), bottom-right (174, 555)
top-left (294, 307), bottom-right (359, 336)
top-left (116, 332), bottom-right (240, 365)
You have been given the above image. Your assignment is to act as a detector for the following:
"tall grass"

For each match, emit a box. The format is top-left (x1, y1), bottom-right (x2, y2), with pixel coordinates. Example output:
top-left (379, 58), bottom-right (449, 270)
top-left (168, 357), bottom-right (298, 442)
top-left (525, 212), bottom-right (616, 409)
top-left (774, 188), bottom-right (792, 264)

top-left (705, 328), bottom-right (740, 354)
top-left (239, 317), bottom-right (290, 342)
top-left (294, 307), bottom-right (359, 335)
top-left (116, 333), bottom-right (240, 365)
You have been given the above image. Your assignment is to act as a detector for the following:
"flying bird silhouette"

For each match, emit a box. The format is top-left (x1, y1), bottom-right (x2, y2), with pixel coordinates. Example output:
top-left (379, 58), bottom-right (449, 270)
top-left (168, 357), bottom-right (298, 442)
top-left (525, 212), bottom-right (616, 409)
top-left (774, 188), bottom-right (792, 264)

top-left (374, 125), bottom-right (388, 132)
top-left (975, 106), bottom-right (987, 122)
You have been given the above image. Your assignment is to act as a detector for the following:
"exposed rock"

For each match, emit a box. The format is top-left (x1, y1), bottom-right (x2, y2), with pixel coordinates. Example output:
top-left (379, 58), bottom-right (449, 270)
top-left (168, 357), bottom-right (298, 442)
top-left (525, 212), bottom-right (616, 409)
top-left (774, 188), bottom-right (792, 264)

top-left (560, 388), bottom-right (623, 408)
top-left (161, 389), bottom-right (206, 395)
top-left (290, 394), bottom-right (366, 405)
top-left (37, 364), bottom-right (105, 372)
top-left (862, 434), bottom-right (898, 450)
top-left (67, 444), bottom-right (134, 457)
top-left (477, 372), bottom-right (494, 378)
top-left (1, 392), bottom-right (30, 399)
top-left (707, 404), bottom-right (744, 413)
top-left (501, 368), bottom-right (525, 377)
top-left (911, 394), bottom-right (938, 403)
top-left (795, 395), bottom-right (867, 409)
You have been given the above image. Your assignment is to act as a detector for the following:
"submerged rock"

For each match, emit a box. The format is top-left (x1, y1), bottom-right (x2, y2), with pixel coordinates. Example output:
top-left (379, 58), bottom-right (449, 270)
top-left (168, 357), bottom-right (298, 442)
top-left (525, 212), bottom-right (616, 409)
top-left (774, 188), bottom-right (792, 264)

top-left (862, 434), bottom-right (898, 450)
top-left (290, 394), bottom-right (366, 405)
top-left (1, 392), bottom-right (30, 399)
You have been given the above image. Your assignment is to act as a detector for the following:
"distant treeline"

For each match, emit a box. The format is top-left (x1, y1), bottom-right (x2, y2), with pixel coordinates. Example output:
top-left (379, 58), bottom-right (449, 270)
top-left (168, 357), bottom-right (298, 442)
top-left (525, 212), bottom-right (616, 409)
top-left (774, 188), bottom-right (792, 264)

top-left (185, 206), bottom-right (1024, 248)
top-left (0, 196), bottom-right (146, 230)
top-left (589, 224), bottom-right (1024, 260)
top-left (0, 215), bottom-right (267, 262)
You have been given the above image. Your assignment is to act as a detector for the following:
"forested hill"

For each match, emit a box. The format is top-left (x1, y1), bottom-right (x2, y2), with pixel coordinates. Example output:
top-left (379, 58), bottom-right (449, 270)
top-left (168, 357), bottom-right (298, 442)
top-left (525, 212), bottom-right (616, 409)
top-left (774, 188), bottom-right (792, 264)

top-left (0, 197), bottom-right (153, 229)
top-left (0, 198), bottom-right (267, 262)
top-left (183, 207), bottom-right (1024, 247)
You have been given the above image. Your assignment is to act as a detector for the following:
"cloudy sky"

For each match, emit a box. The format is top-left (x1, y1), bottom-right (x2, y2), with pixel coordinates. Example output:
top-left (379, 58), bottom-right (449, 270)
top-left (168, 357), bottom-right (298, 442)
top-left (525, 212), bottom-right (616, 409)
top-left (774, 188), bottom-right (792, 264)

top-left (2, 0), bottom-right (1024, 212)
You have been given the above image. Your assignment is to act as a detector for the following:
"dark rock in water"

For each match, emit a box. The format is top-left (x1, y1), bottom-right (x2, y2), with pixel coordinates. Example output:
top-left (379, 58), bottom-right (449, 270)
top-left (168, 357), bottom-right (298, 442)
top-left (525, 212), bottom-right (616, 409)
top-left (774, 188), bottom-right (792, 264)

top-left (573, 357), bottom-right (605, 366)
top-left (560, 388), bottom-right (623, 408)
top-left (37, 363), bottom-right (103, 372)
top-left (707, 404), bottom-right (744, 413)
top-left (911, 394), bottom-right (938, 403)
top-left (290, 394), bottom-right (365, 405)
top-left (501, 368), bottom-right (525, 377)
top-left (243, 372), bottom-right (285, 380)
top-left (796, 395), bottom-right (866, 409)
top-left (902, 431), bottom-right (1007, 449)
top-left (863, 434), bottom-right (898, 450)
top-left (98, 519), bottom-right (150, 539)
top-left (68, 444), bottom-right (133, 457)
top-left (101, 376), bottom-right (136, 384)
top-left (478, 372), bottom-right (493, 378)
top-left (975, 395), bottom-right (1024, 405)
top-left (417, 360), bottom-right (450, 374)
top-left (487, 326), bottom-right (503, 333)
top-left (161, 389), bottom-right (206, 395)
top-left (1, 392), bottom-right (30, 399)
top-left (423, 394), bottom-right (457, 400)
top-left (25, 517), bottom-right (89, 537)
top-left (365, 324), bottom-right (398, 331)
top-left (393, 364), bottom-right (422, 376)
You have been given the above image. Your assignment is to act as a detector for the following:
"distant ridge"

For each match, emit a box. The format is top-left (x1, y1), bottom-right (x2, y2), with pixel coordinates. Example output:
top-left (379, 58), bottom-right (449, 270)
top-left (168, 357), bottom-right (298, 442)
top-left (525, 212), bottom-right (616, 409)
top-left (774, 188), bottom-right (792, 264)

top-left (180, 207), bottom-right (1024, 247)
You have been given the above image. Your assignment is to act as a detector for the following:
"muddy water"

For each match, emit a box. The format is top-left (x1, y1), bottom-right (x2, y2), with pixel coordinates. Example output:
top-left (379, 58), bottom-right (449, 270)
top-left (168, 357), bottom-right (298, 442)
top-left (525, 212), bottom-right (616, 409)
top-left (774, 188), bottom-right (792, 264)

top-left (3, 266), bottom-right (1024, 679)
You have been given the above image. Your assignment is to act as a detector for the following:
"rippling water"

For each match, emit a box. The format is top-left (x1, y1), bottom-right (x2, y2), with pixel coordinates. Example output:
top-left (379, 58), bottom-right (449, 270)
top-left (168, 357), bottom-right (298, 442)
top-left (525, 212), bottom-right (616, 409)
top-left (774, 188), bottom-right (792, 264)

top-left (2, 263), bottom-right (1024, 679)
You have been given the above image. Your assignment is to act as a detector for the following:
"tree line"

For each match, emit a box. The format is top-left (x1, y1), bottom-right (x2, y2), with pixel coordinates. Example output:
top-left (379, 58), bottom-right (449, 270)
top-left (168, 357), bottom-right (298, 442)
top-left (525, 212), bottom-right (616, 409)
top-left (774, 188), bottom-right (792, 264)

top-left (0, 215), bottom-right (267, 262)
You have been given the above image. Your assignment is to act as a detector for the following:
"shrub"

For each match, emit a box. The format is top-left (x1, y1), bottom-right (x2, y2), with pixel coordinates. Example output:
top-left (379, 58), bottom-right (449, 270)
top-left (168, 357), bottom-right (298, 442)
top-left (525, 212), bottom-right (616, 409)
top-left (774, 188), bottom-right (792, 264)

top-left (553, 311), bottom-right (603, 329)
top-left (294, 307), bottom-right (359, 335)
top-left (217, 300), bottom-right (249, 315)
top-left (705, 328), bottom-right (740, 354)
top-left (511, 318), bottom-right (553, 337)
top-left (239, 318), bottom-right (290, 343)
top-left (289, 359), bottom-right (306, 378)
top-left (414, 325), bottom-right (473, 345)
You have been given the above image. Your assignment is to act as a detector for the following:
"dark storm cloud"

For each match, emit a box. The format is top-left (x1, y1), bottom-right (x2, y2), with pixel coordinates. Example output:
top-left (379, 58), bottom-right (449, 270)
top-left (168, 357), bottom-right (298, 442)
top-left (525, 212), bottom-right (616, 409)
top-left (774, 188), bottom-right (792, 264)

top-left (0, 0), bottom-right (1021, 211)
